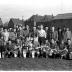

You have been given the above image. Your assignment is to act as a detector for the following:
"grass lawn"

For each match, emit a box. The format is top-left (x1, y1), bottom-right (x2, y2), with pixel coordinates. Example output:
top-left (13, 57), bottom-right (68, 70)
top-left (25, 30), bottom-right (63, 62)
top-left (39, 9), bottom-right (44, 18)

top-left (0, 57), bottom-right (72, 70)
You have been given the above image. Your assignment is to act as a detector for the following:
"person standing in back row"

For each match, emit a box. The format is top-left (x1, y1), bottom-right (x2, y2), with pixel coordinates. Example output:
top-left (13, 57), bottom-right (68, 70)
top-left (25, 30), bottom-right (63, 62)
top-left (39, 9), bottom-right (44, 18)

top-left (38, 25), bottom-right (46, 46)
top-left (57, 28), bottom-right (63, 47)
top-left (3, 29), bottom-right (9, 42)
top-left (50, 26), bottom-right (58, 42)
top-left (65, 28), bottom-right (72, 41)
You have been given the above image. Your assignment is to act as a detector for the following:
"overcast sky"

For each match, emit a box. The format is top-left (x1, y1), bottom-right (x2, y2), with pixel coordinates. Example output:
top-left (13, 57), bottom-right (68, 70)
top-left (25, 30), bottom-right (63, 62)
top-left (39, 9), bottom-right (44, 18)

top-left (0, 0), bottom-right (72, 23)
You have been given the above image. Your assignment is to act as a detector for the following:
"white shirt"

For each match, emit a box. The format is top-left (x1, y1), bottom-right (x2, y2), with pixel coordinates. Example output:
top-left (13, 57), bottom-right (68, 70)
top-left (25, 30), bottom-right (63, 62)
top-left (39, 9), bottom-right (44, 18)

top-left (38, 29), bottom-right (46, 38)
top-left (3, 31), bottom-right (9, 42)
top-left (34, 36), bottom-right (38, 42)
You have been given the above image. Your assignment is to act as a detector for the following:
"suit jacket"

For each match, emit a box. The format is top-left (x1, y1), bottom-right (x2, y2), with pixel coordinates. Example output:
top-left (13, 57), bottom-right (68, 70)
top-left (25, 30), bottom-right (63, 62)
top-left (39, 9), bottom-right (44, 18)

top-left (51, 31), bottom-right (58, 41)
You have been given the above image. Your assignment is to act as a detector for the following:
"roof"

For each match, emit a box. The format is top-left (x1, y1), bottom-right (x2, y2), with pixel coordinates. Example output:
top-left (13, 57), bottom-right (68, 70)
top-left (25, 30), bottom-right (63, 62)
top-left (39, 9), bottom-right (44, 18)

top-left (9, 18), bottom-right (24, 25)
top-left (27, 14), bottom-right (53, 22)
top-left (54, 13), bottom-right (72, 20)
top-left (41, 15), bottom-right (53, 22)
top-left (3, 22), bottom-right (8, 27)
top-left (27, 15), bottom-right (43, 22)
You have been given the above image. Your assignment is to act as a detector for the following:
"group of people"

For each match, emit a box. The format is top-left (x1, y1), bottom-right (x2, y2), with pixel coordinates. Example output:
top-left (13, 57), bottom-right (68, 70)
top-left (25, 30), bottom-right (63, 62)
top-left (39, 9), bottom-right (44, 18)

top-left (0, 24), bottom-right (72, 59)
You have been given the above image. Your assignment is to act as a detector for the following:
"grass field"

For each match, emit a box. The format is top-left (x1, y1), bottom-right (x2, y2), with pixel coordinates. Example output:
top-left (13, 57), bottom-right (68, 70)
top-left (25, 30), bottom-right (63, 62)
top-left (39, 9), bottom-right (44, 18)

top-left (0, 57), bottom-right (72, 70)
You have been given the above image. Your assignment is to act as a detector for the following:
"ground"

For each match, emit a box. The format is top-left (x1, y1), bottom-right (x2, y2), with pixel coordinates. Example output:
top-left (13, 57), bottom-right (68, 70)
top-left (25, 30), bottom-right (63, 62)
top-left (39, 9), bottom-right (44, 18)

top-left (0, 57), bottom-right (72, 70)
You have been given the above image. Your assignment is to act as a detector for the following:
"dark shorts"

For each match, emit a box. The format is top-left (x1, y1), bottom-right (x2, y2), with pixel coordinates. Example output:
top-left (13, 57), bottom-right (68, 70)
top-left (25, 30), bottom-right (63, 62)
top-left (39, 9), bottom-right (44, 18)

top-left (38, 37), bottom-right (46, 45)
top-left (0, 45), bottom-right (5, 52)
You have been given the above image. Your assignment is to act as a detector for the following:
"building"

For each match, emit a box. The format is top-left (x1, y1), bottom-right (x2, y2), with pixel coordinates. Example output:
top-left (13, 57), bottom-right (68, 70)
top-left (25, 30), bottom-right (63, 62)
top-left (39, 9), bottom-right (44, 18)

top-left (8, 18), bottom-right (24, 28)
top-left (3, 22), bottom-right (9, 29)
top-left (0, 18), bottom-right (3, 28)
top-left (33, 13), bottom-right (72, 30)
top-left (51, 13), bottom-right (72, 30)
top-left (25, 14), bottom-right (53, 28)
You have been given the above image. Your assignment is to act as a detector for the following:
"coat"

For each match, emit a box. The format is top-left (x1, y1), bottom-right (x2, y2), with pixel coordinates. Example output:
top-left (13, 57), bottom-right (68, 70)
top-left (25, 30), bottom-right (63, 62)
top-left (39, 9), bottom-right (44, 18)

top-left (51, 31), bottom-right (58, 41)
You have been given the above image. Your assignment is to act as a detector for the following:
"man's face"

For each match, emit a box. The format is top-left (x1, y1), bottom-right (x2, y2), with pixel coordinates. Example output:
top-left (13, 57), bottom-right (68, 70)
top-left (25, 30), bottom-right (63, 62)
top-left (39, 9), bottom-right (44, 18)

top-left (68, 40), bottom-right (71, 45)
top-left (61, 40), bottom-right (64, 44)
top-left (40, 25), bottom-right (43, 29)
top-left (46, 40), bottom-right (48, 43)
top-left (66, 28), bottom-right (69, 31)
top-left (1, 28), bottom-right (3, 31)
top-left (64, 27), bottom-right (66, 30)
top-left (14, 29), bottom-right (16, 32)
top-left (26, 25), bottom-right (29, 29)
top-left (1, 36), bottom-right (3, 39)
top-left (33, 27), bottom-right (36, 31)
top-left (5, 29), bottom-right (7, 32)
top-left (52, 27), bottom-right (55, 31)
top-left (22, 26), bottom-right (25, 29)
top-left (59, 29), bottom-right (61, 32)
top-left (16, 25), bottom-right (18, 28)
top-left (45, 27), bottom-right (48, 30)
top-left (17, 39), bottom-right (20, 43)
top-left (9, 41), bottom-right (11, 45)
top-left (51, 39), bottom-right (55, 44)
top-left (19, 26), bottom-right (22, 30)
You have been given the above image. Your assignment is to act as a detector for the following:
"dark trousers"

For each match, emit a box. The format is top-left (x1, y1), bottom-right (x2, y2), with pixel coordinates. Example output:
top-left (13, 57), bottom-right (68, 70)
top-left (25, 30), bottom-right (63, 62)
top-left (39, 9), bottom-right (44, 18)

top-left (0, 45), bottom-right (5, 58)
top-left (38, 37), bottom-right (46, 46)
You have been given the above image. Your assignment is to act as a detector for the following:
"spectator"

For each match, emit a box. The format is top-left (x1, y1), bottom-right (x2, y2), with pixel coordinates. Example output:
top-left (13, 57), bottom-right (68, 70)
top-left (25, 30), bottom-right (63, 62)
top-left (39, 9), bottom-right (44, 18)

top-left (24, 25), bottom-right (30, 37)
top-left (38, 25), bottom-right (46, 46)
top-left (57, 28), bottom-right (63, 47)
top-left (51, 27), bottom-right (58, 42)
top-left (65, 28), bottom-right (72, 41)
top-left (3, 29), bottom-right (9, 42)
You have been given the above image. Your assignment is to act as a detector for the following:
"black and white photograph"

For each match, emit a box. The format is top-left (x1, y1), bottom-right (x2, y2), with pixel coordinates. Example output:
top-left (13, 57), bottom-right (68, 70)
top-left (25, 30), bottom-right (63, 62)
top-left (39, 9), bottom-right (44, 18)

top-left (0, 0), bottom-right (72, 71)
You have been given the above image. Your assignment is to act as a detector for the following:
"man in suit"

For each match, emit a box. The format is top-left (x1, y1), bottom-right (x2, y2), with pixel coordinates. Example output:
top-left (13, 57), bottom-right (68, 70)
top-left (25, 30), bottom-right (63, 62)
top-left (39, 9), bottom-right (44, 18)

top-left (50, 27), bottom-right (58, 42)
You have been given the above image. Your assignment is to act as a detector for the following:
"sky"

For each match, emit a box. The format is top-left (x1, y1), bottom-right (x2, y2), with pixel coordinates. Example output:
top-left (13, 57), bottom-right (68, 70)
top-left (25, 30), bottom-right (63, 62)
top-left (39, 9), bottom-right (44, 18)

top-left (0, 0), bottom-right (72, 23)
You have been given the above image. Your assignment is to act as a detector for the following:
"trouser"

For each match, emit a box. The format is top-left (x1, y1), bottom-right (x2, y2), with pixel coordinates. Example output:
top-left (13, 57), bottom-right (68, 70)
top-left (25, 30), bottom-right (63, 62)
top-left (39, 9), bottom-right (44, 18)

top-left (31, 50), bottom-right (35, 58)
top-left (23, 50), bottom-right (27, 58)
top-left (0, 45), bottom-right (4, 58)
top-left (38, 37), bottom-right (46, 46)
